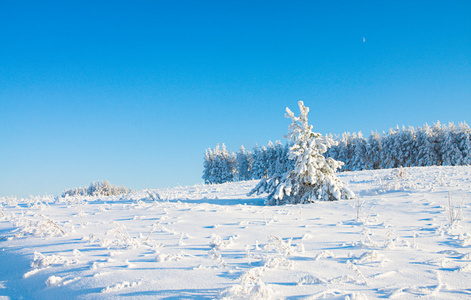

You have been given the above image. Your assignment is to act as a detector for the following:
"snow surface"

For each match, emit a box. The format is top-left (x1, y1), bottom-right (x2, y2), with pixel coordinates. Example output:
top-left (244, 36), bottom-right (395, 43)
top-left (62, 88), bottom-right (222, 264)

top-left (1, 166), bottom-right (471, 299)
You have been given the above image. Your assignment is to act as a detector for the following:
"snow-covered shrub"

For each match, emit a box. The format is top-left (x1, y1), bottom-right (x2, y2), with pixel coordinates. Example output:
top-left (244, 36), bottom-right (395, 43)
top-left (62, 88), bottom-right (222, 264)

top-left (220, 267), bottom-right (275, 300)
top-left (249, 101), bottom-right (355, 204)
top-left (62, 180), bottom-right (132, 197)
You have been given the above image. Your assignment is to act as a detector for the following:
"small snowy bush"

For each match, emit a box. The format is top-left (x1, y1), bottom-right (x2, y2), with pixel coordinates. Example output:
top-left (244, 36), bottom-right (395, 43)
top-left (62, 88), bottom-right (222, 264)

top-left (62, 180), bottom-right (132, 197)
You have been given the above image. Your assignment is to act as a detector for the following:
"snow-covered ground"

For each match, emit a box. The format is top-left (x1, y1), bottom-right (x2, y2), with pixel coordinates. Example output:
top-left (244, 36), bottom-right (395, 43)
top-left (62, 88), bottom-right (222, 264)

top-left (1, 166), bottom-right (471, 299)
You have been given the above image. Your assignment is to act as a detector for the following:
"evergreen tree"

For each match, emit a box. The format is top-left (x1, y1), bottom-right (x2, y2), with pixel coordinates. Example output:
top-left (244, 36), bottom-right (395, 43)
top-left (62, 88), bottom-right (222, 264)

top-left (366, 131), bottom-right (382, 169)
top-left (401, 126), bottom-right (417, 167)
top-left (249, 101), bottom-right (354, 204)
top-left (272, 141), bottom-right (288, 177)
top-left (457, 122), bottom-right (471, 165)
top-left (381, 127), bottom-right (400, 169)
top-left (218, 144), bottom-right (237, 183)
top-left (236, 146), bottom-right (253, 181)
top-left (202, 144), bottom-right (237, 184)
top-left (432, 121), bottom-right (445, 165)
top-left (351, 131), bottom-right (367, 171)
top-left (337, 132), bottom-right (353, 170)
top-left (266, 141), bottom-right (277, 178)
top-left (441, 123), bottom-right (463, 166)
top-left (251, 145), bottom-right (268, 179)
top-left (210, 144), bottom-right (222, 183)
top-left (202, 148), bottom-right (214, 184)
top-left (416, 124), bottom-right (440, 166)
top-left (325, 134), bottom-right (340, 161)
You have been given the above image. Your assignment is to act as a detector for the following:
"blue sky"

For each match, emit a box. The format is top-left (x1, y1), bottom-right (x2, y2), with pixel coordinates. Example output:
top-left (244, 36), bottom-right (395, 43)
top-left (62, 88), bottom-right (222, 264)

top-left (1, 1), bottom-right (470, 197)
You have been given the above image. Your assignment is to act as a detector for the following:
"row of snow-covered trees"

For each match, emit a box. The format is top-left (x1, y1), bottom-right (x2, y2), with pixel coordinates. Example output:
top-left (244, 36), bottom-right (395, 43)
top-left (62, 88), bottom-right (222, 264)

top-left (202, 142), bottom-right (294, 184)
top-left (326, 121), bottom-right (471, 171)
top-left (203, 121), bottom-right (471, 184)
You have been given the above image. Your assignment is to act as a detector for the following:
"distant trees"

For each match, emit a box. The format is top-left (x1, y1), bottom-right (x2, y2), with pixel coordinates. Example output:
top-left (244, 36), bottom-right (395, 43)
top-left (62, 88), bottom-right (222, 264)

top-left (203, 121), bottom-right (471, 185)
top-left (202, 143), bottom-right (237, 184)
top-left (62, 180), bottom-right (132, 197)
top-left (236, 146), bottom-right (253, 181)
top-left (327, 122), bottom-right (471, 171)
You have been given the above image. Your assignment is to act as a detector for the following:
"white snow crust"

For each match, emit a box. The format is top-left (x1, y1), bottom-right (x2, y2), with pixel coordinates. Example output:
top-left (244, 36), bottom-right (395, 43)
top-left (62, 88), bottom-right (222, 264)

top-left (1, 166), bottom-right (471, 299)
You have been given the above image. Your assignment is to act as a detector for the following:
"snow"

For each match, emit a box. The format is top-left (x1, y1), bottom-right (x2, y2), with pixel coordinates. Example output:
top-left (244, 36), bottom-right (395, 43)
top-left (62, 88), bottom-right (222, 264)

top-left (1, 166), bottom-right (471, 299)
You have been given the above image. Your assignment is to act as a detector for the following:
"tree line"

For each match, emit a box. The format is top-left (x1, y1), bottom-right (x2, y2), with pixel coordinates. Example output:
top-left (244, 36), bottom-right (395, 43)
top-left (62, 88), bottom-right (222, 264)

top-left (202, 121), bottom-right (471, 184)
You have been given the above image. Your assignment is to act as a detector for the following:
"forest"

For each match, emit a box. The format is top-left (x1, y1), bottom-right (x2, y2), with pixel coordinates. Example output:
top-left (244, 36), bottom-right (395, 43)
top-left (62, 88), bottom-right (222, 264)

top-left (203, 121), bottom-right (471, 184)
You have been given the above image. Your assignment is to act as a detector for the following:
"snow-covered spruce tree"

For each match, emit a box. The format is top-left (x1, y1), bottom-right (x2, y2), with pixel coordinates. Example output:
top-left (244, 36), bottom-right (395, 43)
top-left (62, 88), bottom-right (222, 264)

top-left (457, 122), bottom-right (471, 165)
top-left (251, 145), bottom-right (268, 179)
top-left (202, 144), bottom-right (237, 184)
top-left (440, 122), bottom-right (463, 166)
top-left (212, 143), bottom-right (237, 184)
top-left (338, 132), bottom-right (354, 171)
top-left (325, 133), bottom-right (339, 160)
top-left (236, 145), bottom-right (253, 181)
top-left (221, 144), bottom-right (238, 183)
top-left (273, 140), bottom-right (289, 177)
top-left (415, 124), bottom-right (440, 167)
top-left (351, 131), bottom-right (367, 171)
top-left (202, 148), bottom-right (215, 184)
top-left (266, 141), bottom-right (288, 178)
top-left (366, 131), bottom-right (382, 169)
top-left (248, 101), bottom-right (354, 205)
top-left (399, 126), bottom-right (417, 167)
top-left (380, 127), bottom-right (400, 169)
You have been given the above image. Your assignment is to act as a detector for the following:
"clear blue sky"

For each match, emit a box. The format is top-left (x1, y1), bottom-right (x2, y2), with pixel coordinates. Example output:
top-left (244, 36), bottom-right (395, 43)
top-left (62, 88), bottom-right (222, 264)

top-left (1, 1), bottom-right (470, 197)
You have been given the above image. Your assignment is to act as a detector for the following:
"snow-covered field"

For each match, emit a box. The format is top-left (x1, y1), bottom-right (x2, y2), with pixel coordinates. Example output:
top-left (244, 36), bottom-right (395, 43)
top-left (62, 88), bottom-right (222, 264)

top-left (1, 166), bottom-right (471, 299)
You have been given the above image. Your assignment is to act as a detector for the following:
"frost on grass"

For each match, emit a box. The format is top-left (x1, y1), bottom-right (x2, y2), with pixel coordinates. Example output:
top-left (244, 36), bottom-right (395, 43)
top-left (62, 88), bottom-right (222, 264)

top-left (30, 252), bottom-right (77, 268)
top-left (220, 267), bottom-right (275, 300)
top-left (210, 233), bottom-right (235, 250)
top-left (297, 275), bottom-right (327, 285)
top-left (314, 250), bottom-right (336, 261)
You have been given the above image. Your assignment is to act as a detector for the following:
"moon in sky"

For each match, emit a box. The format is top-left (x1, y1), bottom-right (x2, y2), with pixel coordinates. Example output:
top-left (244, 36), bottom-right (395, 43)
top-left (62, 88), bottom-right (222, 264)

top-left (363, 37), bottom-right (366, 43)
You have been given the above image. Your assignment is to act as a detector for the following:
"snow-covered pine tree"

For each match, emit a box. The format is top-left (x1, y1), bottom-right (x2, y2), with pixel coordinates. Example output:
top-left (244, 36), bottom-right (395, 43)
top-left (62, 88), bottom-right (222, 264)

top-left (415, 124), bottom-right (440, 167)
top-left (248, 101), bottom-right (354, 205)
top-left (266, 141), bottom-right (277, 178)
top-left (251, 145), bottom-right (268, 179)
top-left (202, 144), bottom-right (237, 184)
top-left (400, 126), bottom-right (417, 167)
top-left (351, 132), bottom-right (367, 171)
top-left (366, 131), bottom-right (382, 169)
top-left (457, 122), bottom-right (471, 165)
top-left (202, 148), bottom-right (214, 184)
top-left (342, 132), bottom-right (357, 171)
top-left (279, 141), bottom-right (295, 175)
top-left (325, 133), bottom-right (339, 160)
top-left (380, 127), bottom-right (400, 169)
top-left (432, 121), bottom-right (445, 165)
top-left (440, 123), bottom-right (463, 166)
top-left (212, 144), bottom-right (223, 183)
top-left (219, 143), bottom-right (237, 183)
top-left (272, 140), bottom-right (288, 177)
top-left (337, 132), bottom-right (353, 171)
top-left (236, 145), bottom-right (253, 181)
top-left (209, 144), bottom-right (222, 183)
